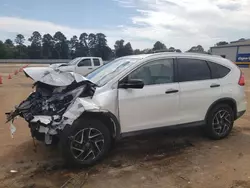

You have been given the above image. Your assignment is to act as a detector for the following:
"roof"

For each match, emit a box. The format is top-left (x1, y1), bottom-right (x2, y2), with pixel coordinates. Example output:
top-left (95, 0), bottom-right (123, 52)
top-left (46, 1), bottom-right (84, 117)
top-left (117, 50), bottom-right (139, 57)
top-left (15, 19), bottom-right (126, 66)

top-left (119, 52), bottom-right (224, 63)
top-left (211, 39), bottom-right (250, 49)
top-left (125, 52), bottom-right (217, 58)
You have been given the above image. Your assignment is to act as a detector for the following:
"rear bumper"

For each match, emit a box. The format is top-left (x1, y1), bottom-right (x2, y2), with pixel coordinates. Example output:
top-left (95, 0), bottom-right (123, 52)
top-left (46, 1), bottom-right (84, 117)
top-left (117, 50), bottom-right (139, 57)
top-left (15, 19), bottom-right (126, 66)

top-left (236, 110), bottom-right (246, 120)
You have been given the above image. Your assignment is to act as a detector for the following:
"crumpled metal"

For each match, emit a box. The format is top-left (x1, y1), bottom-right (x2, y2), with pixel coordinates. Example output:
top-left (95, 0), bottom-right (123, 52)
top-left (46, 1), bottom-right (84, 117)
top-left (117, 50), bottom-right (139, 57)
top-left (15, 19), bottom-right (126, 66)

top-left (23, 67), bottom-right (91, 86)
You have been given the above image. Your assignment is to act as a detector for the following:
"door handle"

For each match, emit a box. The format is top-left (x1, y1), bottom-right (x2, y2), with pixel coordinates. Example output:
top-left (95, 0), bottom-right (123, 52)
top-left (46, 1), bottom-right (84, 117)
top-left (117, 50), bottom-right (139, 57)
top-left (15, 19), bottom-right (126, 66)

top-left (88, 67), bottom-right (93, 70)
top-left (210, 84), bottom-right (220, 88)
top-left (165, 89), bottom-right (179, 94)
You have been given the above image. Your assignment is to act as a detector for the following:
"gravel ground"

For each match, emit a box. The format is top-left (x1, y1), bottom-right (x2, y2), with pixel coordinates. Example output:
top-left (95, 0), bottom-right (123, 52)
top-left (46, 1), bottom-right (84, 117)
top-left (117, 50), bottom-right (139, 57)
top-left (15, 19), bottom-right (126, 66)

top-left (0, 64), bottom-right (250, 188)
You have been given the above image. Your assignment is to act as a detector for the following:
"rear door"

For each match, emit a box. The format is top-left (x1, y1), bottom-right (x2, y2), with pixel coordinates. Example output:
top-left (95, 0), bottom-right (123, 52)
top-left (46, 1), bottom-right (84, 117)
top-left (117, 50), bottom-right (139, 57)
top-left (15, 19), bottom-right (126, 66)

top-left (177, 58), bottom-right (222, 124)
top-left (76, 58), bottom-right (93, 75)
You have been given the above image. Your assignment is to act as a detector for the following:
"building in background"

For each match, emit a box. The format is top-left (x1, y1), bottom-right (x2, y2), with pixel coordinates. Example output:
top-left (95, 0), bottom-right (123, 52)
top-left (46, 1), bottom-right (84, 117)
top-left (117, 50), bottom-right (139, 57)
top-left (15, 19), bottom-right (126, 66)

top-left (210, 39), bottom-right (250, 68)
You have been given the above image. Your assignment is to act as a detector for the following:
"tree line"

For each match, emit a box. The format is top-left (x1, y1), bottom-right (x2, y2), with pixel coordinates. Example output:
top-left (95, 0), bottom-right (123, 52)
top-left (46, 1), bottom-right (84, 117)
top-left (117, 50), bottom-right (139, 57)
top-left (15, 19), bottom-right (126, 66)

top-left (0, 31), bottom-right (210, 60)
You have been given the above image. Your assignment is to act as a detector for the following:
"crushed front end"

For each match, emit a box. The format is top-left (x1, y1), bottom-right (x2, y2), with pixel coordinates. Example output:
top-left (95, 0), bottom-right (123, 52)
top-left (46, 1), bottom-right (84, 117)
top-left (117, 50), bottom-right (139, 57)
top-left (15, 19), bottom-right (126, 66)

top-left (6, 67), bottom-right (97, 145)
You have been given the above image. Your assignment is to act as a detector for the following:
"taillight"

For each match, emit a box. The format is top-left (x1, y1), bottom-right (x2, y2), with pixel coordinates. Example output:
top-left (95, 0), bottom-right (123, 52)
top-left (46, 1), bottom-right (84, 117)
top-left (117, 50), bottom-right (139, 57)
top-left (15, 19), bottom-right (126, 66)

top-left (238, 71), bottom-right (245, 86)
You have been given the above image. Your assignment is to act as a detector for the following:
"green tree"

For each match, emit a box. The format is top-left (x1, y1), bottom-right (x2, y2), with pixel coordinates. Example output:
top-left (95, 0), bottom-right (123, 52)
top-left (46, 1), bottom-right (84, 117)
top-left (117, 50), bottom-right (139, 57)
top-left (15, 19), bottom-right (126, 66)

top-left (153, 41), bottom-right (166, 51)
top-left (114, 40), bottom-right (134, 57)
top-left (0, 40), bottom-right (7, 58)
top-left (134, 49), bottom-right (142, 54)
top-left (14, 34), bottom-right (27, 58)
top-left (15, 34), bottom-right (25, 45)
top-left (53, 31), bottom-right (69, 59)
top-left (187, 45), bottom-right (205, 53)
top-left (28, 31), bottom-right (42, 58)
top-left (88, 33), bottom-right (97, 56)
top-left (93, 33), bottom-right (112, 60)
top-left (69, 35), bottom-right (79, 58)
top-left (175, 49), bottom-right (182, 53)
top-left (42, 34), bottom-right (54, 59)
top-left (114, 39), bottom-right (125, 57)
top-left (168, 47), bottom-right (175, 52)
top-left (4, 39), bottom-right (15, 58)
top-left (124, 42), bottom-right (133, 56)
top-left (78, 33), bottom-right (89, 56)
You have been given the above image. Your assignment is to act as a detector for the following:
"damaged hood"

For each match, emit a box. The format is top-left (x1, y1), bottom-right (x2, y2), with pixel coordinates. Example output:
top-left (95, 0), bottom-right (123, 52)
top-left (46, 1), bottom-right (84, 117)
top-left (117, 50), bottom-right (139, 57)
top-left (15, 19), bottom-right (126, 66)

top-left (24, 67), bottom-right (93, 86)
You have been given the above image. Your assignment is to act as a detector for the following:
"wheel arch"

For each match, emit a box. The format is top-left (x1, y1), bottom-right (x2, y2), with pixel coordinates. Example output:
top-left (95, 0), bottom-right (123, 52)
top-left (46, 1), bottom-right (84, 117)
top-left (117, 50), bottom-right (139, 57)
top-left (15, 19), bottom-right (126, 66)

top-left (205, 98), bottom-right (237, 121)
top-left (78, 111), bottom-right (121, 140)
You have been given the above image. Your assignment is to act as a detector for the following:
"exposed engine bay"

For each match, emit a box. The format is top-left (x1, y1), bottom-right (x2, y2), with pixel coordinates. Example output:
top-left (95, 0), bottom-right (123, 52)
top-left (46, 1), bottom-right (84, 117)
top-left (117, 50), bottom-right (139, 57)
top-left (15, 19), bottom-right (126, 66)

top-left (6, 67), bottom-right (98, 145)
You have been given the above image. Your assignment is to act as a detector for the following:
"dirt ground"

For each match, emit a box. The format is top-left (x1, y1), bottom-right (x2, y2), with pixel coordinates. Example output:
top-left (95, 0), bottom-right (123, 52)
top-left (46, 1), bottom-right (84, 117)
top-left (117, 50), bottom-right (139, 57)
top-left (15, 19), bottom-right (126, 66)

top-left (0, 64), bottom-right (250, 188)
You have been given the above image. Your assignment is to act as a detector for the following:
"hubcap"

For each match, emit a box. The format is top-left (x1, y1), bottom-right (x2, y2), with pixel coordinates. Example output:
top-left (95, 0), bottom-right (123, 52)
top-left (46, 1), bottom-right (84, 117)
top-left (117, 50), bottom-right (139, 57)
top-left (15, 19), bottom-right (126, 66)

top-left (212, 110), bottom-right (232, 136)
top-left (70, 128), bottom-right (104, 162)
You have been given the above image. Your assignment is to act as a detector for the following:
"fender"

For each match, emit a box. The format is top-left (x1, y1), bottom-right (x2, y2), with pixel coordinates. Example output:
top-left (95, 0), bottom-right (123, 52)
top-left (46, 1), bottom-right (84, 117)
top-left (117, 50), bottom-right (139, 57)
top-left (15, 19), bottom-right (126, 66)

top-left (205, 97), bottom-right (237, 120)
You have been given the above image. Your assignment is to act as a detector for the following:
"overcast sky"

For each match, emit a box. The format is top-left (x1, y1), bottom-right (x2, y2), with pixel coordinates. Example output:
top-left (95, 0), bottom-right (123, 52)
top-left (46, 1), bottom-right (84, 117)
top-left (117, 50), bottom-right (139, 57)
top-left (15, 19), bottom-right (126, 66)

top-left (0, 0), bottom-right (249, 51)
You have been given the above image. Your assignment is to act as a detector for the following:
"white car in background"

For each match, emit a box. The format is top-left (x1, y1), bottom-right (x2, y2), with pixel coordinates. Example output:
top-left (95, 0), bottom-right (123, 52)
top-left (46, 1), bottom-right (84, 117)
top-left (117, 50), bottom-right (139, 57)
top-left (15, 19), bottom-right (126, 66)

top-left (50, 57), bottom-right (104, 76)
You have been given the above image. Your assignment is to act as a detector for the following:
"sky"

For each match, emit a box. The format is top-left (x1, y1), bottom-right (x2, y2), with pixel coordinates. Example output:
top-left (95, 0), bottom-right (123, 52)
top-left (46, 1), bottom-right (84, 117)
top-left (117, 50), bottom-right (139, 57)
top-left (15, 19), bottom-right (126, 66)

top-left (0, 0), bottom-right (250, 51)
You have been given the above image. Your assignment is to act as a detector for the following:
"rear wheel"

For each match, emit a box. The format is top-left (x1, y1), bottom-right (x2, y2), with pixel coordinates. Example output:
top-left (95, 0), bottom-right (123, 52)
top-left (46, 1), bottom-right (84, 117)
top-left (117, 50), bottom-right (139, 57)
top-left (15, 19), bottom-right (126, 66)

top-left (205, 104), bottom-right (234, 139)
top-left (59, 118), bottom-right (111, 167)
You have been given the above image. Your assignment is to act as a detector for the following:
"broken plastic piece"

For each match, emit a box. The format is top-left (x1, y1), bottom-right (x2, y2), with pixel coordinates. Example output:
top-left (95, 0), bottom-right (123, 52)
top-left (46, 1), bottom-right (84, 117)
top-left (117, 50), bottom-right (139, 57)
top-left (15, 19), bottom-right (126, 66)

top-left (45, 134), bottom-right (52, 145)
top-left (31, 116), bottom-right (52, 125)
top-left (10, 121), bottom-right (16, 138)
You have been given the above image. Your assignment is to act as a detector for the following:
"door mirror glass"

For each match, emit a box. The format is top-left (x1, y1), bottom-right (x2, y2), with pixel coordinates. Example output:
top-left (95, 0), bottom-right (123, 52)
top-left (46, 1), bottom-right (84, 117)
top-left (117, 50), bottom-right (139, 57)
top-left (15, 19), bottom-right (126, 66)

top-left (119, 79), bottom-right (144, 89)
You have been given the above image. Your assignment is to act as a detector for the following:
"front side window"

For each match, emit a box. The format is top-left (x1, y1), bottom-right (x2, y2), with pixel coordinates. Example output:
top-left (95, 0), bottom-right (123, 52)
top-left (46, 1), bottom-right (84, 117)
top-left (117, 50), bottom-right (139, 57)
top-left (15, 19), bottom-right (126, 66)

top-left (208, 61), bottom-right (230, 79)
top-left (78, 59), bottom-right (92, 67)
top-left (128, 59), bottom-right (174, 85)
top-left (177, 58), bottom-right (211, 82)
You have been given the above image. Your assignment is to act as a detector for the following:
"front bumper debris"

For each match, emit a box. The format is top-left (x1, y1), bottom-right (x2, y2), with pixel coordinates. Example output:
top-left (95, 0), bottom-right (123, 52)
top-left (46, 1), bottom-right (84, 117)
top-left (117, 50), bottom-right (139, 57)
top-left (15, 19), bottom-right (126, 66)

top-left (6, 67), bottom-right (99, 145)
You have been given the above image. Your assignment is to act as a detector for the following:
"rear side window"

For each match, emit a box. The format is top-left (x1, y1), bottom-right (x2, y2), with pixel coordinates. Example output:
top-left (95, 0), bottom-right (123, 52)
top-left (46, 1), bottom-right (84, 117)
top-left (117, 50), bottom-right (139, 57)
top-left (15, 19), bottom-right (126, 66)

top-left (207, 61), bottom-right (230, 79)
top-left (178, 58), bottom-right (211, 82)
top-left (93, 59), bottom-right (101, 66)
top-left (78, 59), bottom-right (92, 67)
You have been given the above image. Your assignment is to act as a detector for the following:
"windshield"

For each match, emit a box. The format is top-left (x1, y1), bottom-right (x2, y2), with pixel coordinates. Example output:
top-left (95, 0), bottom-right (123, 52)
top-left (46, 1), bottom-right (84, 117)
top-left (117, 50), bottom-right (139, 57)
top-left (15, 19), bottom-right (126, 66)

top-left (86, 57), bottom-right (140, 86)
top-left (68, 57), bottom-right (81, 65)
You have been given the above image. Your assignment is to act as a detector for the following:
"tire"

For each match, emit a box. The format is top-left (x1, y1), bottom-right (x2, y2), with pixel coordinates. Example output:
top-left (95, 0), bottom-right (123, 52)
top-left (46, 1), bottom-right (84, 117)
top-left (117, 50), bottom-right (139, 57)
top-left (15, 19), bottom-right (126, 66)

top-left (59, 118), bottom-right (111, 168)
top-left (205, 104), bottom-right (234, 140)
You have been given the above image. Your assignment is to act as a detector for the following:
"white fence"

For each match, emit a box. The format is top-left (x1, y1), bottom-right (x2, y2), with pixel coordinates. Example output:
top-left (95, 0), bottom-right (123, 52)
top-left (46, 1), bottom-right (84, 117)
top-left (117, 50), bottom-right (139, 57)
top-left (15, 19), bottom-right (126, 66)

top-left (0, 59), bottom-right (110, 64)
top-left (0, 59), bottom-right (71, 64)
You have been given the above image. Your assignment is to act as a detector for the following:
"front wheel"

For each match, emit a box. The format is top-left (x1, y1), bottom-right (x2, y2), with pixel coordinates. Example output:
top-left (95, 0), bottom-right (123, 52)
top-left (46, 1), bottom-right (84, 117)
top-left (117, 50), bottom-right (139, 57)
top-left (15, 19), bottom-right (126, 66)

top-left (59, 118), bottom-right (111, 167)
top-left (205, 104), bottom-right (234, 140)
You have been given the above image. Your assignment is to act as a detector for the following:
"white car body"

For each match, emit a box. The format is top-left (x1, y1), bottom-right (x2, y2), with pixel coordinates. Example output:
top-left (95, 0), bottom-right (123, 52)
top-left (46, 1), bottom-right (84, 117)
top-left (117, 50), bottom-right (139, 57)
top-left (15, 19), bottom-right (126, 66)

top-left (49, 57), bottom-right (104, 76)
top-left (11, 52), bottom-right (247, 166)
top-left (86, 53), bottom-right (246, 134)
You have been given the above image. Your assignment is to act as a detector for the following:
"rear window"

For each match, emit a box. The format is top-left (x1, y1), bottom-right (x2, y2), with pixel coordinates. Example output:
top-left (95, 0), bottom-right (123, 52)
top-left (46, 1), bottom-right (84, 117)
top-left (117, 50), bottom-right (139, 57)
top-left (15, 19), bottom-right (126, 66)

top-left (208, 61), bottom-right (230, 79)
top-left (177, 58), bottom-right (211, 82)
top-left (93, 59), bottom-right (101, 66)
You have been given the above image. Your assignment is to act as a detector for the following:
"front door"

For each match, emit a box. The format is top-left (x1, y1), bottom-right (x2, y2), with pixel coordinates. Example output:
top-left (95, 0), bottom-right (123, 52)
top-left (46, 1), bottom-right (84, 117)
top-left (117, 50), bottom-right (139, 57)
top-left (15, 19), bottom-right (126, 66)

top-left (76, 58), bottom-right (93, 75)
top-left (118, 58), bottom-right (180, 133)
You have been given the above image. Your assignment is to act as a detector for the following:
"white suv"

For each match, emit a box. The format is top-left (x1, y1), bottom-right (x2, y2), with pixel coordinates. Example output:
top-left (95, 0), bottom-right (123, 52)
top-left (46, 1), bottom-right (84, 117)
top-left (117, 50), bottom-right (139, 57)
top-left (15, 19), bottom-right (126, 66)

top-left (7, 53), bottom-right (247, 167)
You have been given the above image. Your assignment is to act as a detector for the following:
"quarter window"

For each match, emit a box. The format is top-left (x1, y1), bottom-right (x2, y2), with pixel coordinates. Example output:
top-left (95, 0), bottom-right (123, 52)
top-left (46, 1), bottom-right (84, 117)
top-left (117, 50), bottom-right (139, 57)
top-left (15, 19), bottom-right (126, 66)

top-left (93, 59), bottom-right (101, 66)
top-left (78, 59), bottom-right (91, 67)
top-left (177, 58), bottom-right (211, 82)
top-left (128, 59), bottom-right (174, 85)
top-left (208, 61), bottom-right (230, 79)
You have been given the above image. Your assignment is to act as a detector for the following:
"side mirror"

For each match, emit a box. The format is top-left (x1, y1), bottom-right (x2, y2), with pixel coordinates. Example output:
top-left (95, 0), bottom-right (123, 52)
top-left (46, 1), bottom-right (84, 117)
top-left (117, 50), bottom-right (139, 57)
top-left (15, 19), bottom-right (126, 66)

top-left (119, 79), bottom-right (144, 89)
